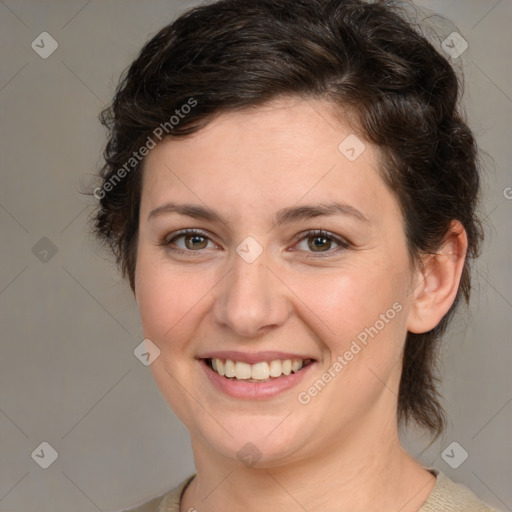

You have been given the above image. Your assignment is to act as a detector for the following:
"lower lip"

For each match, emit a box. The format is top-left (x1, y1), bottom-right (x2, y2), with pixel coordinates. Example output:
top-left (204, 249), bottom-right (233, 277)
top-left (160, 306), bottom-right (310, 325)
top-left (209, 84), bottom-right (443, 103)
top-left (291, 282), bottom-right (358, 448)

top-left (200, 359), bottom-right (315, 399)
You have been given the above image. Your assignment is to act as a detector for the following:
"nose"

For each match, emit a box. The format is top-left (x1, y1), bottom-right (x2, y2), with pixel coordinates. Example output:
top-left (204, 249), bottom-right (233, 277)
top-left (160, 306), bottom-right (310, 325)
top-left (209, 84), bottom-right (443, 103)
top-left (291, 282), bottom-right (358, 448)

top-left (212, 250), bottom-right (292, 338)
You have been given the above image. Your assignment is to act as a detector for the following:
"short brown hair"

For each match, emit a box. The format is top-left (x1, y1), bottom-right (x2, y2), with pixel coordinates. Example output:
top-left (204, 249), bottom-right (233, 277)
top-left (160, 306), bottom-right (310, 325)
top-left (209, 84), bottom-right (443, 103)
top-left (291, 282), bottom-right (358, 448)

top-left (92, 0), bottom-right (483, 438)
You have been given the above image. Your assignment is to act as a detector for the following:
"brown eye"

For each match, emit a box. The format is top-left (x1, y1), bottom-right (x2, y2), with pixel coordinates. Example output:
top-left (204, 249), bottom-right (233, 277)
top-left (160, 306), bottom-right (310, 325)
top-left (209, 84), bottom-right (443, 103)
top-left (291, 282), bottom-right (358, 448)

top-left (164, 229), bottom-right (215, 253)
top-left (183, 233), bottom-right (208, 250)
top-left (307, 234), bottom-right (333, 252)
top-left (294, 230), bottom-right (349, 256)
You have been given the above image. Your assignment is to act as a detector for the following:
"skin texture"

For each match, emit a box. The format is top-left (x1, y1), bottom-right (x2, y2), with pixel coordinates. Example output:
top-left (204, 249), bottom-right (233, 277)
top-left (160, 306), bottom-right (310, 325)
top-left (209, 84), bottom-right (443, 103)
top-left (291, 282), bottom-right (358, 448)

top-left (134, 97), bottom-right (467, 511)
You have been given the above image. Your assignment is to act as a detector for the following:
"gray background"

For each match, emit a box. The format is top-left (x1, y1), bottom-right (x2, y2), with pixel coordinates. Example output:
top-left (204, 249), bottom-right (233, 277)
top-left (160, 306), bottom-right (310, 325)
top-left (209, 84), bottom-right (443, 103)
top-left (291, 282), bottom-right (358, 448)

top-left (0, 1), bottom-right (511, 511)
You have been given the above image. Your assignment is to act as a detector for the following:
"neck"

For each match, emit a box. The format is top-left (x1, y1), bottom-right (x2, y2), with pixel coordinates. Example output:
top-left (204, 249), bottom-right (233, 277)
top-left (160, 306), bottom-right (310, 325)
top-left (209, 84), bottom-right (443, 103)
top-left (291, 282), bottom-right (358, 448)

top-left (181, 414), bottom-right (435, 512)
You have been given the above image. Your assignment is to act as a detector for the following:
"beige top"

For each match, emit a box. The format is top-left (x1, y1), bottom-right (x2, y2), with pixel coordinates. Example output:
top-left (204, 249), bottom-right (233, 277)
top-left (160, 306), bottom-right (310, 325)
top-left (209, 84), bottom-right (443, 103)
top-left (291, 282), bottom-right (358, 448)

top-left (122, 468), bottom-right (497, 512)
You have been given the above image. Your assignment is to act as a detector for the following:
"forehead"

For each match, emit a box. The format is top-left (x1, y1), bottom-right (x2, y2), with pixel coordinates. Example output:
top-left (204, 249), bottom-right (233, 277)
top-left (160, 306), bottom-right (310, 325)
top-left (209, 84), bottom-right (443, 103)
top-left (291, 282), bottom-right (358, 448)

top-left (140, 97), bottom-right (399, 226)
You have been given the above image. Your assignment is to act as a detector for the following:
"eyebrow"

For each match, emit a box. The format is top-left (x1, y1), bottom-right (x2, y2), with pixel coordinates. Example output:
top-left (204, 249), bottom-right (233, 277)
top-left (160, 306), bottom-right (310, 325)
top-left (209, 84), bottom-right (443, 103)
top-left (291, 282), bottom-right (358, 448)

top-left (147, 201), bottom-right (370, 225)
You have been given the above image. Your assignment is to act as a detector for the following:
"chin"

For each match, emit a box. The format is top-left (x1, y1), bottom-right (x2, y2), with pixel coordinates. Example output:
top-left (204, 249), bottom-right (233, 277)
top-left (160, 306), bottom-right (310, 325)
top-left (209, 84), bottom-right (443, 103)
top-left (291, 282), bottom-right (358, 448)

top-left (193, 414), bottom-right (319, 468)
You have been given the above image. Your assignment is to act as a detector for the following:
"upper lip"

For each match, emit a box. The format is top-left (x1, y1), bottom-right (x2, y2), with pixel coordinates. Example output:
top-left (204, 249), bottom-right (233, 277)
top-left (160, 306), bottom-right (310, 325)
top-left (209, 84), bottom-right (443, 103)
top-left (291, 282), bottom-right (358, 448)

top-left (197, 351), bottom-right (316, 365)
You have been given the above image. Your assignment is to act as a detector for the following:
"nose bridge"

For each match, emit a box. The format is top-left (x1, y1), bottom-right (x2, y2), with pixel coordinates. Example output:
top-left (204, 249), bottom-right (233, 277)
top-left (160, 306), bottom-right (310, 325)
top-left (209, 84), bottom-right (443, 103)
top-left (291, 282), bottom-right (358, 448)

top-left (213, 246), bottom-right (289, 337)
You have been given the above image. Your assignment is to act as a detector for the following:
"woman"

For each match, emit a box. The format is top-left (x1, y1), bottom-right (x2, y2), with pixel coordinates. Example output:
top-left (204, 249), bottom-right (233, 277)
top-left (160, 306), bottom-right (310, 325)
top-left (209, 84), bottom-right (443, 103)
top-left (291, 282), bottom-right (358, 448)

top-left (93, 0), bottom-right (495, 510)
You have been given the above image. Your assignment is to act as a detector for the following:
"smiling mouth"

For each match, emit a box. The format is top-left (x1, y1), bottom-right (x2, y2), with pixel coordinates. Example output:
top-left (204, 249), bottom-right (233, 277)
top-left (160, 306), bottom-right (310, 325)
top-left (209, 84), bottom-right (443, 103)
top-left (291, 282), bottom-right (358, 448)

top-left (204, 357), bottom-right (314, 382)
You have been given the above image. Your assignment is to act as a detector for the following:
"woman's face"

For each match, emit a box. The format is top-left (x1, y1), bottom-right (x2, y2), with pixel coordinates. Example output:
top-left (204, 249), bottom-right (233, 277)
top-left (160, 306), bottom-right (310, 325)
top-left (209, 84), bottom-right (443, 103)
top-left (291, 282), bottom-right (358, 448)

top-left (135, 97), bottom-right (416, 466)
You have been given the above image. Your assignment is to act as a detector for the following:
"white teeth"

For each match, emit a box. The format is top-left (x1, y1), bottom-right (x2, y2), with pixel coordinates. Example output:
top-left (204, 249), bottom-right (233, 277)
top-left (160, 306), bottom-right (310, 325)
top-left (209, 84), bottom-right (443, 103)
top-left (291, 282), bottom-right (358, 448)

top-left (216, 359), bottom-right (225, 376)
top-left (235, 361), bottom-right (252, 380)
top-left (224, 359), bottom-right (236, 378)
top-left (251, 362), bottom-right (270, 380)
top-left (291, 359), bottom-right (302, 373)
top-left (269, 360), bottom-right (282, 377)
top-left (210, 358), bottom-right (307, 380)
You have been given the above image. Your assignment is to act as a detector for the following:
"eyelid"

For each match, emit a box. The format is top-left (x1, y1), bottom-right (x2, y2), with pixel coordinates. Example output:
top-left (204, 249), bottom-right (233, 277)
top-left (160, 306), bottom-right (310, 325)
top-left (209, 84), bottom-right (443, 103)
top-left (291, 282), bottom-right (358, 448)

top-left (163, 228), bottom-right (213, 244)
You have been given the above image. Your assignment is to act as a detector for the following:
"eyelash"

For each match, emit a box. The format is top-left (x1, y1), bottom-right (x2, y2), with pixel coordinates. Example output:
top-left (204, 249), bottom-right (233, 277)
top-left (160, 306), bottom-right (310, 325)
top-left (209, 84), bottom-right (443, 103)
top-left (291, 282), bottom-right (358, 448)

top-left (161, 228), bottom-right (350, 258)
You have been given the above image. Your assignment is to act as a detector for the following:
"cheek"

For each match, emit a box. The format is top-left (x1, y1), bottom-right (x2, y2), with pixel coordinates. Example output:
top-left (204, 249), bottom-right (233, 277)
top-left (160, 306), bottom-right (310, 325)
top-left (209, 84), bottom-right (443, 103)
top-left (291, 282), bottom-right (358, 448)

top-left (295, 261), bottom-right (409, 373)
top-left (135, 254), bottom-right (207, 346)
top-left (302, 264), bottom-right (403, 330)
top-left (291, 268), bottom-right (408, 424)
top-left (134, 257), bottom-right (207, 415)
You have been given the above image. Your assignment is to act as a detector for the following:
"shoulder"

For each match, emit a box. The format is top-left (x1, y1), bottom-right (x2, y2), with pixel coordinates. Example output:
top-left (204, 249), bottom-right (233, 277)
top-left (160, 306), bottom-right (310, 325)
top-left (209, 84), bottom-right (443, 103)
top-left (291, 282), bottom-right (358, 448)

top-left (420, 469), bottom-right (497, 512)
top-left (120, 475), bottom-right (195, 512)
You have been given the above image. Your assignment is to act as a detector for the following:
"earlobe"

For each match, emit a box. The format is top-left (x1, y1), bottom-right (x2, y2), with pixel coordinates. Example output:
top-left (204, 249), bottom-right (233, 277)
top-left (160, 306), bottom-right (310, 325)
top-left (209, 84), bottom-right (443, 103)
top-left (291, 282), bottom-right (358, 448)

top-left (406, 221), bottom-right (468, 334)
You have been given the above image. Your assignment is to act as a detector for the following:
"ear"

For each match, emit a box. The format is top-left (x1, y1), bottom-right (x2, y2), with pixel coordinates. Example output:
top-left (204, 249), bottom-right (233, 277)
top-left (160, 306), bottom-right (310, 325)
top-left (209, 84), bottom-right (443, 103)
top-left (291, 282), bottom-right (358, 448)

top-left (406, 220), bottom-right (468, 334)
